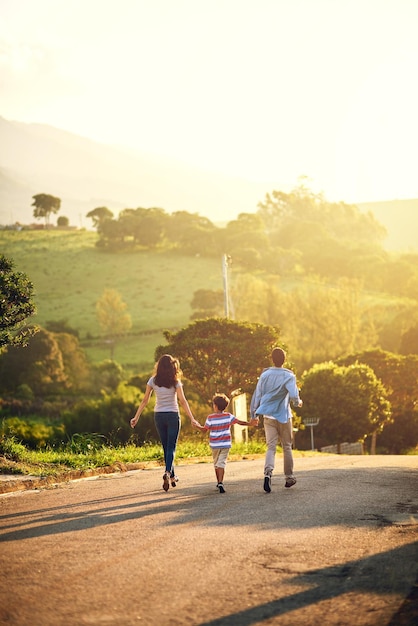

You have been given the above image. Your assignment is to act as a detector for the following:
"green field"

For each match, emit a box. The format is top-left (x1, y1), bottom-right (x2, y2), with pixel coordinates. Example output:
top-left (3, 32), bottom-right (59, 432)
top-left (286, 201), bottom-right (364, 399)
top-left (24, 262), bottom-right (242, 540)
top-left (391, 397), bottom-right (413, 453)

top-left (1, 230), bottom-right (223, 367)
top-left (2, 229), bottom-right (414, 372)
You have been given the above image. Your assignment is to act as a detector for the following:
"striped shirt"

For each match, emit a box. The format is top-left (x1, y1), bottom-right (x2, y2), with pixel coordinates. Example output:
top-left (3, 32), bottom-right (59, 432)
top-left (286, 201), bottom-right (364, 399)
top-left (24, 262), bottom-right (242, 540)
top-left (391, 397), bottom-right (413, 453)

top-left (204, 412), bottom-right (238, 449)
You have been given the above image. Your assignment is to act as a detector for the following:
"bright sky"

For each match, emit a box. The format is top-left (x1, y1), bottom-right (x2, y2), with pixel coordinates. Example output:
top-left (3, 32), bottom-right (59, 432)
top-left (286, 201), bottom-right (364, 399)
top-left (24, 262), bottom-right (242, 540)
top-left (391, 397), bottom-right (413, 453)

top-left (1, 0), bottom-right (418, 203)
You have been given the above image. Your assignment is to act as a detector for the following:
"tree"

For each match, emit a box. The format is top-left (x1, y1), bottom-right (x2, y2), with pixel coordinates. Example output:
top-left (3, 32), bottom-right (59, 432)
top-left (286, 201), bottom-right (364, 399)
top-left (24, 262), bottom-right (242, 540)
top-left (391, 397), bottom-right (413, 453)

top-left (45, 319), bottom-right (79, 338)
top-left (0, 254), bottom-right (37, 349)
top-left (231, 274), bottom-right (282, 326)
top-left (91, 360), bottom-right (125, 394)
top-left (0, 327), bottom-right (67, 395)
top-left (255, 181), bottom-right (387, 281)
top-left (155, 318), bottom-right (285, 404)
top-left (32, 193), bottom-right (61, 226)
top-left (96, 289), bottom-right (132, 359)
top-left (54, 332), bottom-right (92, 393)
top-left (377, 304), bottom-right (418, 353)
top-left (225, 213), bottom-right (269, 268)
top-left (299, 361), bottom-right (391, 452)
top-left (230, 275), bottom-right (377, 372)
top-left (97, 218), bottom-right (125, 247)
top-left (57, 216), bottom-right (69, 227)
top-left (278, 279), bottom-right (378, 372)
top-left (118, 207), bottom-right (168, 248)
top-left (190, 289), bottom-right (224, 319)
top-left (86, 207), bottom-right (114, 230)
top-left (166, 211), bottom-right (219, 255)
top-left (257, 180), bottom-right (386, 244)
top-left (337, 349), bottom-right (418, 453)
top-left (399, 324), bottom-right (418, 355)
top-left (0, 328), bottom-right (93, 396)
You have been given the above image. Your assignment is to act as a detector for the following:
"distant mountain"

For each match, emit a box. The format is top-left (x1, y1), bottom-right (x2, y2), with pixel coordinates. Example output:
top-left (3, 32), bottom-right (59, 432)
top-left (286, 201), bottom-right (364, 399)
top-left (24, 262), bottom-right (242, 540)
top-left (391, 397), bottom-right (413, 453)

top-left (0, 116), bottom-right (275, 228)
top-left (1, 116), bottom-right (417, 250)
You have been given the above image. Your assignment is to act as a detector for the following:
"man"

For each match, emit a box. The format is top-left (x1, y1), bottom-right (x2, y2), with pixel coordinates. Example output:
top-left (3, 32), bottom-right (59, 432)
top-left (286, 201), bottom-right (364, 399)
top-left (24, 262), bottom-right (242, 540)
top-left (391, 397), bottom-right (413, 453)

top-left (250, 347), bottom-right (302, 492)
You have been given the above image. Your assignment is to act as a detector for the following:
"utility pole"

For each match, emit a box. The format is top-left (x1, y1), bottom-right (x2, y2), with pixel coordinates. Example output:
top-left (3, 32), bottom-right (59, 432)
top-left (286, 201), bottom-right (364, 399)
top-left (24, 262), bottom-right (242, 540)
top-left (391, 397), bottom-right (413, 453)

top-left (222, 254), bottom-right (231, 318)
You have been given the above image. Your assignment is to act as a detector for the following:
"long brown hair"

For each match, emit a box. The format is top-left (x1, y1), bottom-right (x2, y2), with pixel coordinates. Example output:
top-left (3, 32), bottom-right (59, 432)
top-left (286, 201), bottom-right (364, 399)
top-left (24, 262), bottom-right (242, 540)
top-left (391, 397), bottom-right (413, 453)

top-left (153, 354), bottom-right (181, 388)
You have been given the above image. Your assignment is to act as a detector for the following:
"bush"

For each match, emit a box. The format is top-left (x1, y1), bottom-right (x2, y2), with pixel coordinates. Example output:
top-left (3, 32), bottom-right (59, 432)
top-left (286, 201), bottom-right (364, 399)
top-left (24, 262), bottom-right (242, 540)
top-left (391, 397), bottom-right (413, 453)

top-left (0, 435), bottom-right (29, 461)
top-left (0, 416), bottom-right (66, 449)
top-left (69, 432), bottom-right (107, 454)
top-left (63, 396), bottom-right (157, 445)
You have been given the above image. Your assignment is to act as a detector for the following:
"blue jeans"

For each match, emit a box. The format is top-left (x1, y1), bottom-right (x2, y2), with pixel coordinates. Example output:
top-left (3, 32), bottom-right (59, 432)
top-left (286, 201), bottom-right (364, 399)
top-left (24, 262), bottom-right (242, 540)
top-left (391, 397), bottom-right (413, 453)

top-left (154, 412), bottom-right (181, 476)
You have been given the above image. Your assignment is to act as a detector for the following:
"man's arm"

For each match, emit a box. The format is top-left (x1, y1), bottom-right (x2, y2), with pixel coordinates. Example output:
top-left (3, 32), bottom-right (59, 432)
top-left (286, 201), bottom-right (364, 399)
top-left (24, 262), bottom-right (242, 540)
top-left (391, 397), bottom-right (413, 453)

top-left (287, 374), bottom-right (302, 407)
top-left (250, 382), bottom-right (261, 418)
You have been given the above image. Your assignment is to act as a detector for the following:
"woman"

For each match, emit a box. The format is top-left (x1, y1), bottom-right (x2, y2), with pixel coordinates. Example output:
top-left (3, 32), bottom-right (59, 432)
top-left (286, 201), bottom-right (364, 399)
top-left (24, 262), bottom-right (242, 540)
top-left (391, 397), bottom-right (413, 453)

top-left (130, 354), bottom-right (198, 491)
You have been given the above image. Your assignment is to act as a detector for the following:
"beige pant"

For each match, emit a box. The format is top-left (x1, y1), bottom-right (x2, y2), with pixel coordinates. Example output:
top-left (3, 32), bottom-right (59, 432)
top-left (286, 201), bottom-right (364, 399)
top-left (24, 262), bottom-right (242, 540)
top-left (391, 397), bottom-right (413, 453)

top-left (211, 447), bottom-right (229, 469)
top-left (263, 417), bottom-right (294, 479)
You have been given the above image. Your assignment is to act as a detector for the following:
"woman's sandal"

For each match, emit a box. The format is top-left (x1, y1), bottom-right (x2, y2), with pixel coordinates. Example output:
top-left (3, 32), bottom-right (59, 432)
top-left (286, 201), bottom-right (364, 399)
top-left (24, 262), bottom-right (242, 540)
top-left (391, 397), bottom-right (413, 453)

top-left (162, 472), bottom-right (170, 492)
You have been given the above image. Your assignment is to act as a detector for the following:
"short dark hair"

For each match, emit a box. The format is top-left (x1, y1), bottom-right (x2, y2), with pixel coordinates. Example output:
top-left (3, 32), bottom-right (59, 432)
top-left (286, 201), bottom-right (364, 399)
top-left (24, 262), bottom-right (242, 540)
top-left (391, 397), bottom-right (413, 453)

top-left (272, 347), bottom-right (286, 367)
top-left (212, 393), bottom-right (229, 412)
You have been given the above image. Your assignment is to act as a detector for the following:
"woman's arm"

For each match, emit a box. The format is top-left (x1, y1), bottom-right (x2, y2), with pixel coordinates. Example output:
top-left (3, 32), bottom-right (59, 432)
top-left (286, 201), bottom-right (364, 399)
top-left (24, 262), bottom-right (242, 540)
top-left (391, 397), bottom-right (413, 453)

top-left (130, 385), bottom-right (153, 428)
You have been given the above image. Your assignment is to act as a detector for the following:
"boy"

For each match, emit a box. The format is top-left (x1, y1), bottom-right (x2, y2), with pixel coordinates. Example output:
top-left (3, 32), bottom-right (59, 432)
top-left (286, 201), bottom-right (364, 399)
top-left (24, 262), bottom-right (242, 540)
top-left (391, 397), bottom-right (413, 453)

top-left (196, 393), bottom-right (253, 493)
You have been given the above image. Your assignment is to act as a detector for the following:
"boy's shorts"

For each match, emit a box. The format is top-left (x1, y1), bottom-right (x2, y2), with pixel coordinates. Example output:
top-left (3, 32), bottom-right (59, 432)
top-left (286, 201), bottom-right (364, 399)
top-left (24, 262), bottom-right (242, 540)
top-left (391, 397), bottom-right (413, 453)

top-left (211, 447), bottom-right (229, 469)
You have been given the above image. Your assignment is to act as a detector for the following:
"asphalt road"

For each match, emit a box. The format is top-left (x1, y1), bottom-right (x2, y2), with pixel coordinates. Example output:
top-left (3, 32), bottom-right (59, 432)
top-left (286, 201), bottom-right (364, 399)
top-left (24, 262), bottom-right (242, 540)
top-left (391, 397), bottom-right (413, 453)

top-left (0, 455), bottom-right (417, 626)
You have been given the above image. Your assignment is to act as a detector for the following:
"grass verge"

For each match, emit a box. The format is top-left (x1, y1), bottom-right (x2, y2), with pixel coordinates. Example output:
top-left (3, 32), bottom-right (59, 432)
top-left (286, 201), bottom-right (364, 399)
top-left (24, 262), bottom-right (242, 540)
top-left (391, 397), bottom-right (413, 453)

top-left (0, 437), bottom-right (317, 481)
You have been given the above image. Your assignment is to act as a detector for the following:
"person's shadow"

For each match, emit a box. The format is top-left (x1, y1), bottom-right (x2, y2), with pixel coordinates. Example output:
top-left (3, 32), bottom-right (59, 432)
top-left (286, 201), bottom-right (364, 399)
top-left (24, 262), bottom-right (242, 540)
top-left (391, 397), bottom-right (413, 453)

top-left (197, 541), bottom-right (418, 626)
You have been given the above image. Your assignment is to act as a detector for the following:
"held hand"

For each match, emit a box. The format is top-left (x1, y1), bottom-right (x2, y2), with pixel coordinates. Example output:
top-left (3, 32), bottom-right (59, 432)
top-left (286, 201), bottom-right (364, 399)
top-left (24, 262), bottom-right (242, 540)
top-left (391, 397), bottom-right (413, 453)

top-left (250, 417), bottom-right (259, 426)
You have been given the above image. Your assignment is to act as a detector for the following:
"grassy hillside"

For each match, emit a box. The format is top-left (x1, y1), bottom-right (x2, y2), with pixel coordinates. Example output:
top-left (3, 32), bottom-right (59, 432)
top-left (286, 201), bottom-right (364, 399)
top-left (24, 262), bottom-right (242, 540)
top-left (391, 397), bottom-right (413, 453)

top-left (1, 230), bottom-right (223, 368)
top-left (3, 229), bottom-right (415, 373)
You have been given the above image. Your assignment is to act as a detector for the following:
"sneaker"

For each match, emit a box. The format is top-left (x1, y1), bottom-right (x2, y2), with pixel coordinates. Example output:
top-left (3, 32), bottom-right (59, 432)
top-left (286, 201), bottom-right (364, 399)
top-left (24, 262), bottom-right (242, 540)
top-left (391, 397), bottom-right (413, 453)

top-left (217, 483), bottom-right (226, 494)
top-left (170, 475), bottom-right (179, 488)
top-left (285, 477), bottom-right (297, 488)
top-left (162, 472), bottom-right (170, 492)
top-left (263, 475), bottom-right (271, 493)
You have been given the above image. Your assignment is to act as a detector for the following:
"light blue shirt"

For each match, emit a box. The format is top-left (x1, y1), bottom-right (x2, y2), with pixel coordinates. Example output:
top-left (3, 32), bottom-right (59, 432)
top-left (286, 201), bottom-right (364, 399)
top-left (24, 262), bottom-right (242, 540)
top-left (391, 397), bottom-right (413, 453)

top-left (250, 366), bottom-right (301, 423)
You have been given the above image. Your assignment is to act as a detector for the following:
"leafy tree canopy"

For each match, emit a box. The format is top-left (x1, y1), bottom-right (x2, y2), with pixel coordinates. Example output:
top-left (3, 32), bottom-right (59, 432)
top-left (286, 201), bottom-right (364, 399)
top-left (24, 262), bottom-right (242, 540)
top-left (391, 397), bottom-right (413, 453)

top-left (32, 193), bottom-right (61, 226)
top-left (96, 288), bottom-right (132, 359)
top-left (399, 324), bottom-right (418, 356)
top-left (337, 349), bottom-right (418, 414)
top-left (0, 327), bottom-right (67, 395)
top-left (155, 318), bottom-right (285, 404)
top-left (86, 206), bottom-right (114, 229)
top-left (257, 178), bottom-right (386, 245)
top-left (57, 215), bottom-right (69, 227)
top-left (0, 254), bottom-right (37, 349)
top-left (190, 289), bottom-right (224, 319)
top-left (337, 348), bottom-right (418, 452)
top-left (96, 289), bottom-right (132, 338)
top-left (299, 361), bottom-right (391, 446)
